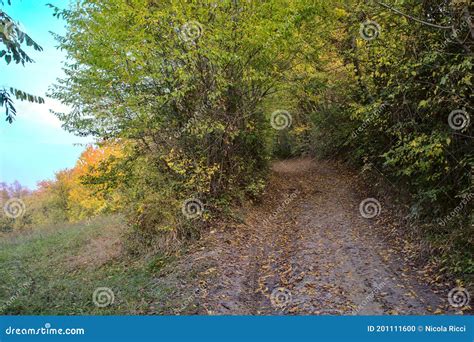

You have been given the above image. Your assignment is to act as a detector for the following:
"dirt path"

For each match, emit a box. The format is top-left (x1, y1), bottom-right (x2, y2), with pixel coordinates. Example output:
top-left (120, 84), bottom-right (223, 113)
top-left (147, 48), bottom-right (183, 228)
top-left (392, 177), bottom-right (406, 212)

top-left (152, 158), bottom-right (451, 315)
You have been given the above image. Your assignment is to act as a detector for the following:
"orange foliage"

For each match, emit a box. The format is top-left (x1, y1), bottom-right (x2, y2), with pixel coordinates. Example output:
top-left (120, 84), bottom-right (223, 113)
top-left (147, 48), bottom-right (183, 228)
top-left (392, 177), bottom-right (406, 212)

top-left (27, 141), bottom-right (125, 223)
top-left (67, 142), bottom-right (124, 220)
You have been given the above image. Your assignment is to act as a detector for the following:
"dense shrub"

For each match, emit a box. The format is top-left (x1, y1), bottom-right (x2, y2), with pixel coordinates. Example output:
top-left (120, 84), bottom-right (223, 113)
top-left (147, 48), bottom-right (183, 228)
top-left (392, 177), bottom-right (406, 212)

top-left (296, 0), bottom-right (473, 277)
top-left (50, 0), bottom-right (333, 251)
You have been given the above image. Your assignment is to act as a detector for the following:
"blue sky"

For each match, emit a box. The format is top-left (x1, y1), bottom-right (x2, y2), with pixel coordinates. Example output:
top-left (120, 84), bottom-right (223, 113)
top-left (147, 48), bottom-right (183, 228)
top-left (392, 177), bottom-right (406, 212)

top-left (1, 0), bottom-right (92, 189)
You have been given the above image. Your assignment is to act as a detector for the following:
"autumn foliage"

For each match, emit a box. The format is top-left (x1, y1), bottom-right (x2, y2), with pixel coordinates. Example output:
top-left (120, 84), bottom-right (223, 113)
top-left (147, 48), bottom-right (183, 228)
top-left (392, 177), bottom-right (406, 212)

top-left (0, 142), bottom-right (124, 232)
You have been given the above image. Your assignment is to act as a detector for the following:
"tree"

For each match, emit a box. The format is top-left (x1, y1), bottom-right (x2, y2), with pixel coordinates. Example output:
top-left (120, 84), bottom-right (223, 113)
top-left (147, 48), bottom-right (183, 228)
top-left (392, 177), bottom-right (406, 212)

top-left (0, 0), bottom-right (44, 123)
top-left (49, 0), bottom-right (331, 247)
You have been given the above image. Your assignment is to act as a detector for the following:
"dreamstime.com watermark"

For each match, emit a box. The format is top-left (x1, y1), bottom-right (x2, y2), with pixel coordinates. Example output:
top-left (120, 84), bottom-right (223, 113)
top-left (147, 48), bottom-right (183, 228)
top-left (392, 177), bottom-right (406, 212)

top-left (359, 20), bottom-right (381, 41)
top-left (437, 193), bottom-right (473, 227)
top-left (351, 281), bottom-right (385, 315)
top-left (93, 287), bottom-right (115, 307)
top-left (442, 19), bottom-right (471, 48)
top-left (0, 280), bottom-right (33, 313)
top-left (5, 323), bottom-right (85, 336)
top-left (181, 198), bottom-right (204, 219)
top-left (174, 112), bottom-right (202, 139)
top-left (359, 198), bottom-right (382, 219)
top-left (270, 287), bottom-right (293, 310)
top-left (0, 19), bottom-right (15, 41)
top-left (179, 21), bottom-right (203, 43)
top-left (270, 110), bottom-right (292, 130)
top-left (175, 282), bottom-right (208, 314)
top-left (351, 103), bottom-right (387, 139)
top-left (262, 190), bottom-right (300, 225)
top-left (2, 197), bottom-right (26, 219)
top-left (448, 287), bottom-right (470, 309)
top-left (448, 109), bottom-right (470, 131)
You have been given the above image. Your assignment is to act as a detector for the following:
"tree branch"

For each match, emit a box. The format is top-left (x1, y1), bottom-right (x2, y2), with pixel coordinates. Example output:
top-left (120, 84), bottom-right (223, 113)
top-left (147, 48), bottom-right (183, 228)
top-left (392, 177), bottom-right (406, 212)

top-left (374, 1), bottom-right (452, 30)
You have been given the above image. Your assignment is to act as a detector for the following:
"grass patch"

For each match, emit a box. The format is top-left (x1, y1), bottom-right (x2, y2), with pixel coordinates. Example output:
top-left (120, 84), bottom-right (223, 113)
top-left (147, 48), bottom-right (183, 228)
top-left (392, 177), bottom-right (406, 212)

top-left (0, 215), bottom-right (174, 315)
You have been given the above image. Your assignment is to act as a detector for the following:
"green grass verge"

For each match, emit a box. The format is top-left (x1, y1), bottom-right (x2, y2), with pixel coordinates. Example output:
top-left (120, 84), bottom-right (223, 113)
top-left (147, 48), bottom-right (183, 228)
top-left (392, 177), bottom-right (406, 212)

top-left (0, 215), bottom-right (172, 315)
